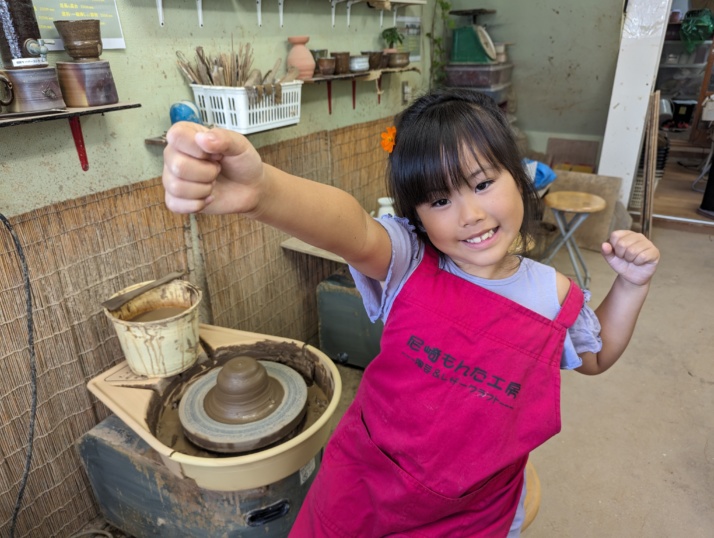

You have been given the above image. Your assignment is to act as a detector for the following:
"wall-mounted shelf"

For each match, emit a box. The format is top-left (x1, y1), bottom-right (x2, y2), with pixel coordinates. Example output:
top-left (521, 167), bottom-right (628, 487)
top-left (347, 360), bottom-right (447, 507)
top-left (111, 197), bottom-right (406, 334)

top-left (305, 66), bottom-right (419, 113)
top-left (0, 102), bottom-right (141, 171)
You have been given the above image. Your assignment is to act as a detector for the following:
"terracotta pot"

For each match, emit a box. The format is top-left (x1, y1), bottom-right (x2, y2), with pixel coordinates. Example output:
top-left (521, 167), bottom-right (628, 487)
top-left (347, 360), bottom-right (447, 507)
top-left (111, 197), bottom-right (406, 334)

top-left (286, 36), bottom-right (316, 80)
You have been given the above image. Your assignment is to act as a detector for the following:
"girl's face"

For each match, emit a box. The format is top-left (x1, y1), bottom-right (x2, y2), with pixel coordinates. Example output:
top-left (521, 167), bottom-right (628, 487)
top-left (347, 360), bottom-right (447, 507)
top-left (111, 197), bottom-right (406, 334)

top-left (415, 156), bottom-right (524, 280)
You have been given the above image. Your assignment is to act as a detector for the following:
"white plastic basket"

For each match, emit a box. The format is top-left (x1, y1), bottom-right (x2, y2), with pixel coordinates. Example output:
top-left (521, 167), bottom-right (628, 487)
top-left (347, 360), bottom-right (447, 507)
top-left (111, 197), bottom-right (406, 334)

top-left (190, 81), bottom-right (303, 135)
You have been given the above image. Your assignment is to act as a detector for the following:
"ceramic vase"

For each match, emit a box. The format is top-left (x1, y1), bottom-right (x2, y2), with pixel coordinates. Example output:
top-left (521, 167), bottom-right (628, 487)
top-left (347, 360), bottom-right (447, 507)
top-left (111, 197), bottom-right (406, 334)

top-left (287, 36), bottom-right (315, 81)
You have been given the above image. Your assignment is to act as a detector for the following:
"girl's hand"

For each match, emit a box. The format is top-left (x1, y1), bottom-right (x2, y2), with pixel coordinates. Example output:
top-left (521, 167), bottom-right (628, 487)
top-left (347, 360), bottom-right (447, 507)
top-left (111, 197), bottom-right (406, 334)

top-left (162, 122), bottom-right (265, 215)
top-left (601, 230), bottom-right (660, 286)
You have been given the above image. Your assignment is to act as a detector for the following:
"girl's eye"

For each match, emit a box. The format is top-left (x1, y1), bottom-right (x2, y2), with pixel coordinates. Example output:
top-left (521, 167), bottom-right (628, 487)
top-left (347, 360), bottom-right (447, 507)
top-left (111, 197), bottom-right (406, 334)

top-left (475, 180), bottom-right (494, 192)
top-left (431, 198), bottom-right (449, 207)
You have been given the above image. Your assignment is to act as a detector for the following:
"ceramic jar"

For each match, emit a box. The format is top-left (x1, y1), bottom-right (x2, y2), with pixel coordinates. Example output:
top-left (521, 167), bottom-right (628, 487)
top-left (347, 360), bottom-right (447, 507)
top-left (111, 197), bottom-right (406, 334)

top-left (317, 58), bottom-right (336, 76)
top-left (380, 48), bottom-right (395, 68)
top-left (330, 52), bottom-right (350, 75)
top-left (388, 52), bottom-right (410, 68)
top-left (286, 36), bottom-right (316, 80)
top-left (0, 67), bottom-right (66, 113)
top-left (56, 61), bottom-right (118, 107)
top-left (349, 55), bottom-right (369, 73)
top-left (310, 49), bottom-right (328, 75)
top-left (361, 51), bottom-right (384, 70)
top-left (54, 19), bottom-right (102, 61)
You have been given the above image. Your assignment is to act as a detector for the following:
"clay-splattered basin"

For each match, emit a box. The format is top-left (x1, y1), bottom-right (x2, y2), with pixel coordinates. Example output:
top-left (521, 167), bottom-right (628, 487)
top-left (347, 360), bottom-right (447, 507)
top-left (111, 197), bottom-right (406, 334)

top-left (87, 324), bottom-right (342, 491)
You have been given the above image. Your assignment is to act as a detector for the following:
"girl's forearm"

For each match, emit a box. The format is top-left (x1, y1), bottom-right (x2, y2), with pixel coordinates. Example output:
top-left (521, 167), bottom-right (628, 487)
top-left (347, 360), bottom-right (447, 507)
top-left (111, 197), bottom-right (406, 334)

top-left (578, 276), bottom-right (651, 375)
top-left (246, 164), bottom-right (392, 277)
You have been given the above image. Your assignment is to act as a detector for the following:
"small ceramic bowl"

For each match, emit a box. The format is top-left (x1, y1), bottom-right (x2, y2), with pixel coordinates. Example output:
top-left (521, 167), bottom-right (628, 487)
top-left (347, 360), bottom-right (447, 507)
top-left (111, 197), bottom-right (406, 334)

top-left (317, 57), bottom-right (336, 76)
top-left (349, 55), bottom-right (369, 73)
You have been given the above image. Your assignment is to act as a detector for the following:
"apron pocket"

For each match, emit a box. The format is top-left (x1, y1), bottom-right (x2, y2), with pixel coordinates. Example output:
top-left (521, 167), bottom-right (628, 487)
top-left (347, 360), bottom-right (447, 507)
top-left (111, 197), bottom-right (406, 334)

top-left (357, 408), bottom-right (523, 513)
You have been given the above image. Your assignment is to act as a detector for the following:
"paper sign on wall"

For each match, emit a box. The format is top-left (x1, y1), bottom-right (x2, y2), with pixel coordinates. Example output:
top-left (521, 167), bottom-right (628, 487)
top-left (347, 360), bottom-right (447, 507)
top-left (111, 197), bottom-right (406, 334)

top-left (33, 0), bottom-right (126, 50)
top-left (396, 16), bottom-right (421, 63)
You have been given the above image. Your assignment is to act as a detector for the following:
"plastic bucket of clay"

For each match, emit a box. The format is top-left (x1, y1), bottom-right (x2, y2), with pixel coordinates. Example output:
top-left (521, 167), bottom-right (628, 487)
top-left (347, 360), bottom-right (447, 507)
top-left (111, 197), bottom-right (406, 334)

top-left (103, 279), bottom-right (202, 377)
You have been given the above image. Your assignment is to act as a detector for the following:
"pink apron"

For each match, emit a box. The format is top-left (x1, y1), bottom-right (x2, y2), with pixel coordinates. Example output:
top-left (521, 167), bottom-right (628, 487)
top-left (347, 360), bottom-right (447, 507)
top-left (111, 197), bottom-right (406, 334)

top-left (291, 246), bottom-right (584, 537)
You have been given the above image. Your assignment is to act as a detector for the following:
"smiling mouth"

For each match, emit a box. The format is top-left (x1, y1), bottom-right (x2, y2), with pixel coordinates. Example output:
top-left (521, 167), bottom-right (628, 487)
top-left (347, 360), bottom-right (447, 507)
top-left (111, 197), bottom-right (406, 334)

top-left (464, 228), bottom-right (496, 244)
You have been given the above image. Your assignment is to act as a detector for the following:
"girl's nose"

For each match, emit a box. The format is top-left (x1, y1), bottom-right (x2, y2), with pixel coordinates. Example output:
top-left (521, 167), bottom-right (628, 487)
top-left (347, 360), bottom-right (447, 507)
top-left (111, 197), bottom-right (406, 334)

top-left (459, 197), bottom-right (485, 226)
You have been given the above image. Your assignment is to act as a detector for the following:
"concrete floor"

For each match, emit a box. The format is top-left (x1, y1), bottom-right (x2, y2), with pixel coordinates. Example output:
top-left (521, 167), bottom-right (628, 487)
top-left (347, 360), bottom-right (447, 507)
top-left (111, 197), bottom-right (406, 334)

top-left (327, 225), bottom-right (714, 537)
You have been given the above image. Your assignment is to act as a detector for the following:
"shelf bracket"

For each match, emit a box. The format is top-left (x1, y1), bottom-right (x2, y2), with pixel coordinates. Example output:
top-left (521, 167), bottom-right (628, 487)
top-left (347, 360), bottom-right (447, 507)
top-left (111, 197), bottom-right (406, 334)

top-left (327, 80), bottom-right (333, 114)
top-left (156, 0), bottom-right (164, 26)
top-left (279, 0), bottom-right (285, 27)
top-left (331, 0), bottom-right (347, 28)
top-left (197, 0), bottom-right (204, 27)
top-left (393, 5), bottom-right (402, 26)
top-left (346, 0), bottom-right (363, 27)
top-left (257, 0), bottom-right (262, 26)
top-left (68, 116), bottom-right (89, 171)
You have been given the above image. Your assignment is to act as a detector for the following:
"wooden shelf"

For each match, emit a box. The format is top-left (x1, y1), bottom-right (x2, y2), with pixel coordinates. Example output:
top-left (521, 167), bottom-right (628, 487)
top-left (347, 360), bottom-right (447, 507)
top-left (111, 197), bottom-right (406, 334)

top-left (304, 65), bottom-right (420, 84)
top-left (0, 102), bottom-right (141, 128)
top-left (0, 102), bottom-right (141, 171)
top-left (281, 237), bottom-right (346, 264)
top-left (304, 66), bottom-right (420, 113)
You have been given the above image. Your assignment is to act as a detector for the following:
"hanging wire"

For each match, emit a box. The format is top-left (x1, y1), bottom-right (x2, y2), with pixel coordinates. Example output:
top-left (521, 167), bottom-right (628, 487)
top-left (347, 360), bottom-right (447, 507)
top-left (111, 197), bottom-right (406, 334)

top-left (0, 212), bottom-right (37, 538)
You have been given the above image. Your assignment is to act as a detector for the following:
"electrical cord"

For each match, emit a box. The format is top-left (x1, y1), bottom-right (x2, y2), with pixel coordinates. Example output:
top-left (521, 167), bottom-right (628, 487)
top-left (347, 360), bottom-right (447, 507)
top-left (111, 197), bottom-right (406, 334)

top-left (0, 212), bottom-right (37, 538)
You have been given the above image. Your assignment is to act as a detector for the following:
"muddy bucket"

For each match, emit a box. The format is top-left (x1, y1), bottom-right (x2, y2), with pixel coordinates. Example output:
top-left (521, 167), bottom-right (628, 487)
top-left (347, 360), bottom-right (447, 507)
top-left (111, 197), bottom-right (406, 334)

top-left (104, 279), bottom-right (202, 377)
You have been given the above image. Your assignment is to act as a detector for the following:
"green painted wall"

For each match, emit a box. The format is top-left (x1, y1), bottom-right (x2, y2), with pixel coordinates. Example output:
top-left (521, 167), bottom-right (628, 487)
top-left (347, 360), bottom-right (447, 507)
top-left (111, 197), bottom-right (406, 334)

top-left (449, 0), bottom-right (624, 152)
top-left (0, 0), bottom-right (430, 216)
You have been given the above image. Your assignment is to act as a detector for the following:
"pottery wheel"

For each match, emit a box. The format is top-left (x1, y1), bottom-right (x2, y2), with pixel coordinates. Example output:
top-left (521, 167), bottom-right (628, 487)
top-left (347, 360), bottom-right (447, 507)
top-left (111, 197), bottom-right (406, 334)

top-left (178, 359), bottom-right (307, 453)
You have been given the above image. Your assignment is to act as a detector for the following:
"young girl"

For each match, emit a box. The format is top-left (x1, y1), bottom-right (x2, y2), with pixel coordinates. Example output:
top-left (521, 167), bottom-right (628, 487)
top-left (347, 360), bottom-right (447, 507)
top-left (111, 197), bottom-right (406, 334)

top-left (162, 89), bottom-right (659, 537)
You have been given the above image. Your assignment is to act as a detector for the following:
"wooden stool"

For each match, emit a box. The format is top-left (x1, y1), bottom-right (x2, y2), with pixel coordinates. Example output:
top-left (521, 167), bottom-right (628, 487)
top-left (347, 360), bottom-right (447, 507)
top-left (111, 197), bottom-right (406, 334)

top-left (541, 191), bottom-right (606, 289)
top-left (522, 460), bottom-right (541, 531)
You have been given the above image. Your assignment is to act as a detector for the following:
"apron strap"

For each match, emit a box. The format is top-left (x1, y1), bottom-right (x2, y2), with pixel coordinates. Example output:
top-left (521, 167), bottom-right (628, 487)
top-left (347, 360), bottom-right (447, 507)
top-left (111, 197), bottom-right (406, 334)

top-left (554, 279), bottom-right (585, 328)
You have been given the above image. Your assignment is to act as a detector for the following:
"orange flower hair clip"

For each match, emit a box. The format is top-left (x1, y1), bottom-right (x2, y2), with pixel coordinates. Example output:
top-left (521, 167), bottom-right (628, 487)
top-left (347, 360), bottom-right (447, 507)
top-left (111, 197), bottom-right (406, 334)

top-left (381, 126), bottom-right (396, 154)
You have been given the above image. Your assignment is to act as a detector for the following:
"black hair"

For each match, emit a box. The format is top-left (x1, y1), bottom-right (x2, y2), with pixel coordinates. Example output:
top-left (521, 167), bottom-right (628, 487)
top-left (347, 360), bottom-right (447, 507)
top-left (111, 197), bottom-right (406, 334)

top-left (386, 88), bottom-right (541, 255)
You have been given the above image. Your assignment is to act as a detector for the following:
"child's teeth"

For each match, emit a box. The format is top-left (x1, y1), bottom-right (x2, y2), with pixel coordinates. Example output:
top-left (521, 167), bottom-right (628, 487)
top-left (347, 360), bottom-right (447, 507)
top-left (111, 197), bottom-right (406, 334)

top-left (466, 230), bottom-right (494, 243)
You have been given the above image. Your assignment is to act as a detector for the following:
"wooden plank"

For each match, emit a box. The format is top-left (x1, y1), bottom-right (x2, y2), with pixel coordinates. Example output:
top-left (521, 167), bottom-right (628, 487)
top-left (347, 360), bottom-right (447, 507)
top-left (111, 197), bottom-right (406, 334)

top-left (642, 91), bottom-right (660, 238)
top-left (281, 236), bottom-right (346, 264)
top-left (598, 0), bottom-right (671, 205)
